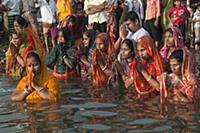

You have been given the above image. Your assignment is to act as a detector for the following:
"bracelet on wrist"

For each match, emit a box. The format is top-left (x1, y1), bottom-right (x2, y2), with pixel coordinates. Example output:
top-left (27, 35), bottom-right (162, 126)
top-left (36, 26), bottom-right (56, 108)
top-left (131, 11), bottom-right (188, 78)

top-left (24, 88), bottom-right (30, 94)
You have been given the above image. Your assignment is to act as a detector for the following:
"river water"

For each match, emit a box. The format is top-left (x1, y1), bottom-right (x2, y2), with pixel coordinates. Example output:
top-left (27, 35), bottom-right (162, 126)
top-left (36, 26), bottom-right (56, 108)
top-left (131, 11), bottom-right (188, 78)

top-left (0, 52), bottom-right (199, 133)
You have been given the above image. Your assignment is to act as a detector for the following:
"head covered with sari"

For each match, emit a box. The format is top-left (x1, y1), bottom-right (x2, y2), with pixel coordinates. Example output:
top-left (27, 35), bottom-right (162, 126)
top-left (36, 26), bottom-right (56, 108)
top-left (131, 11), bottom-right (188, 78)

top-left (160, 26), bottom-right (184, 59)
top-left (160, 49), bottom-right (197, 103)
top-left (92, 33), bottom-right (115, 86)
top-left (15, 51), bottom-right (60, 102)
top-left (14, 16), bottom-right (46, 60)
top-left (130, 36), bottom-right (164, 94)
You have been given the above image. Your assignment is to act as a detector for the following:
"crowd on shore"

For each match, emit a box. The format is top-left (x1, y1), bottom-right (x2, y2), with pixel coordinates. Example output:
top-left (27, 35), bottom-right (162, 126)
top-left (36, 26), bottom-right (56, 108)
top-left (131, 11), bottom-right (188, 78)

top-left (0, 0), bottom-right (200, 103)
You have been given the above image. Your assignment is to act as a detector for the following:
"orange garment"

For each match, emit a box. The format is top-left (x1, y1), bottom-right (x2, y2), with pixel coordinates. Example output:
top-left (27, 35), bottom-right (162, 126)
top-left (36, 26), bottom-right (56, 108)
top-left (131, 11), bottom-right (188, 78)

top-left (53, 66), bottom-right (78, 79)
top-left (56, 0), bottom-right (72, 22)
top-left (92, 33), bottom-right (115, 87)
top-left (15, 52), bottom-right (60, 102)
top-left (145, 0), bottom-right (161, 20)
top-left (130, 36), bottom-right (163, 95)
top-left (160, 49), bottom-right (197, 103)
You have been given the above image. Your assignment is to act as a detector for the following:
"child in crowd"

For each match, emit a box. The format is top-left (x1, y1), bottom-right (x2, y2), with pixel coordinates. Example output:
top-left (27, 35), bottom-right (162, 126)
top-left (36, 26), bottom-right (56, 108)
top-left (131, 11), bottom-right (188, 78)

top-left (45, 28), bottom-right (77, 79)
top-left (168, 0), bottom-right (190, 40)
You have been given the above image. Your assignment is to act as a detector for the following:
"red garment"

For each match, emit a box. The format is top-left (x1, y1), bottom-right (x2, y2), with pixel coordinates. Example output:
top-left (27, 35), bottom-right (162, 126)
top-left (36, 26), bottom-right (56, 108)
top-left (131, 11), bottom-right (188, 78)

top-left (130, 36), bottom-right (163, 95)
top-left (168, 6), bottom-right (190, 26)
top-left (21, 27), bottom-right (45, 60)
top-left (92, 33), bottom-right (115, 87)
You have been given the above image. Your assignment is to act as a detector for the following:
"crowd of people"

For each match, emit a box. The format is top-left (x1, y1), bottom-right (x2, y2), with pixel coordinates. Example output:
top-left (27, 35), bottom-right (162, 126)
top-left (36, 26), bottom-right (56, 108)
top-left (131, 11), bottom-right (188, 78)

top-left (0, 0), bottom-right (199, 103)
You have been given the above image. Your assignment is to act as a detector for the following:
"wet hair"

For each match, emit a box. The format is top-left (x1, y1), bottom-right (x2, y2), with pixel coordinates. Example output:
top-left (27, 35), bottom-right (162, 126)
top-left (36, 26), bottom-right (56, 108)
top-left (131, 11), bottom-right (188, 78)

top-left (169, 49), bottom-right (183, 64)
top-left (58, 28), bottom-right (73, 42)
top-left (14, 16), bottom-right (28, 28)
top-left (125, 11), bottom-right (140, 22)
top-left (26, 51), bottom-right (41, 66)
top-left (121, 39), bottom-right (134, 52)
top-left (83, 29), bottom-right (96, 48)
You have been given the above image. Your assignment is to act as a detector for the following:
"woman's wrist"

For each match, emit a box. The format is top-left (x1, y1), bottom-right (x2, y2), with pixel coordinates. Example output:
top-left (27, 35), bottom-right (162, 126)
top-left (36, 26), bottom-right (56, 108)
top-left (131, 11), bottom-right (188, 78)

top-left (24, 87), bottom-right (31, 95)
top-left (33, 85), bottom-right (44, 92)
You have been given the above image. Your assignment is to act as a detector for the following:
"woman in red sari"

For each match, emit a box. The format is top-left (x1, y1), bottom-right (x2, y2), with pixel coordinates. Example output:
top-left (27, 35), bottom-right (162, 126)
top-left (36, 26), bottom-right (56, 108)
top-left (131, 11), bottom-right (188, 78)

top-left (14, 16), bottom-right (45, 59)
top-left (91, 33), bottom-right (115, 87)
top-left (159, 49), bottom-right (198, 103)
top-left (130, 36), bottom-right (164, 98)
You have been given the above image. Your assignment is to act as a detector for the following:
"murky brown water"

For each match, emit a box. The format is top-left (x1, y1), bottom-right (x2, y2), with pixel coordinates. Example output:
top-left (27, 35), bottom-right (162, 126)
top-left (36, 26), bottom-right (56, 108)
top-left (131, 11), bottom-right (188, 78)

top-left (0, 50), bottom-right (199, 133)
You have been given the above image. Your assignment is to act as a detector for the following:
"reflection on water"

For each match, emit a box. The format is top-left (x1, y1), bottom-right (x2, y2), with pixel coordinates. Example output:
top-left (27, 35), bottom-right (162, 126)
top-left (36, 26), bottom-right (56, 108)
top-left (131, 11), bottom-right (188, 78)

top-left (0, 77), bottom-right (199, 133)
top-left (0, 51), bottom-right (200, 132)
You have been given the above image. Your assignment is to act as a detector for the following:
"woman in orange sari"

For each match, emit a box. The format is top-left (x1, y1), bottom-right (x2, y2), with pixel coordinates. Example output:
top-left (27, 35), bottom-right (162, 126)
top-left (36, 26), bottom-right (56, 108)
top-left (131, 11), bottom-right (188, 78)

top-left (159, 49), bottom-right (197, 103)
top-left (11, 51), bottom-right (60, 103)
top-left (130, 36), bottom-right (164, 98)
top-left (91, 33), bottom-right (115, 87)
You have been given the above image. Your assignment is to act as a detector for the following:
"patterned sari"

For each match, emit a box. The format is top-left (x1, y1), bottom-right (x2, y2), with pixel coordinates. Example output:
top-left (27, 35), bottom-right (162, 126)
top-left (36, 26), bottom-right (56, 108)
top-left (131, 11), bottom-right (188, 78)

top-left (14, 51), bottom-right (60, 103)
top-left (160, 26), bottom-right (195, 72)
top-left (160, 49), bottom-right (197, 103)
top-left (130, 36), bottom-right (164, 96)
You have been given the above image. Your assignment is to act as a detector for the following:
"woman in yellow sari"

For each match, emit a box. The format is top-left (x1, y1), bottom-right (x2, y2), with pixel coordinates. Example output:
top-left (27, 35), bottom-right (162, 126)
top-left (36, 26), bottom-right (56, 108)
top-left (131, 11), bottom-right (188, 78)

top-left (11, 51), bottom-right (60, 103)
top-left (5, 31), bottom-right (27, 77)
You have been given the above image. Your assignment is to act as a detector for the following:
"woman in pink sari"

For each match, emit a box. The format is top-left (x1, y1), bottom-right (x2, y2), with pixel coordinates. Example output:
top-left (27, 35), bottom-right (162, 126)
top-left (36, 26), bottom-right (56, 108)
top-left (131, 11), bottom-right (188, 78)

top-left (160, 49), bottom-right (198, 103)
top-left (130, 36), bottom-right (164, 99)
top-left (160, 26), bottom-right (195, 72)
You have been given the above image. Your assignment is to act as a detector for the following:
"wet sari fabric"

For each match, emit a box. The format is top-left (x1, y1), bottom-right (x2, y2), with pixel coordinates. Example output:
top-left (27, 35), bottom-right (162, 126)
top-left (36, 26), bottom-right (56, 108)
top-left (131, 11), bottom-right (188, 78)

top-left (92, 33), bottom-right (115, 87)
top-left (130, 36), bottom-right (163, 95)
top-left (15, 52), bottom-right (60, 102)
top-left (160, 49), bottom-right (197, 103)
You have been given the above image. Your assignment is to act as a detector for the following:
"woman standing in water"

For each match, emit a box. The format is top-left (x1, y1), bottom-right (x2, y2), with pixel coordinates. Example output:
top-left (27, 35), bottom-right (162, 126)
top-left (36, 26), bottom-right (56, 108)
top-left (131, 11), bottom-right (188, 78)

top-left (108, 39), bottom-right (135, 89)
top-left (45, 28), bottom-right (77, 79)
top-left (91, 33), bottom-right (115, 87)
top-left (76, 29), bottom-right (96, 79)
top-left (11, 51), bottom-right (60, 102)
top-left (130, 36), bottom-right (164, 99)
top-left (160, 49), bottom-right (197, 103)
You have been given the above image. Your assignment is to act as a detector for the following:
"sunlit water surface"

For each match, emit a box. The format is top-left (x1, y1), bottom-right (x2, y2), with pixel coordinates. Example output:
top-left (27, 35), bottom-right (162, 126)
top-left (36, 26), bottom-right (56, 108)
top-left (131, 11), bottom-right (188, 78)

top-left (0, 51), bottom-right (200, 133)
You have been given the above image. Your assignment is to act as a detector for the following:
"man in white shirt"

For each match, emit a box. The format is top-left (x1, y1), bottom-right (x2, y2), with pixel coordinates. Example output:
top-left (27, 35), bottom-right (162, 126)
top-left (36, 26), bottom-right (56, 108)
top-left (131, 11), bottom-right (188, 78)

top-left (120, 0), bottom-right (144, 25)
top-left (115, 11), bottom-right (149, 52)
top-left (36, 0), bottom-right (57, 52)
top-left (84, 0), bottom-right (111, 32)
